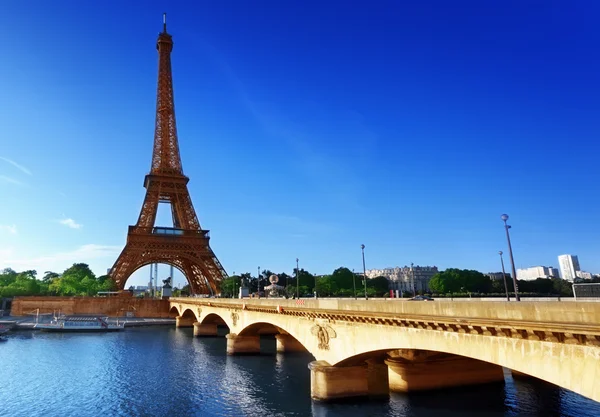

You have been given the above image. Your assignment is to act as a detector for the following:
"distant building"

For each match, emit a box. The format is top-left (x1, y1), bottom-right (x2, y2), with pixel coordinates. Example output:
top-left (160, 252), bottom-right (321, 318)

top-left (558, 255), bottom-right (581, 282)
top-left (365, 265), bottom-right (439, 293)
top-left (576, 271), bottom-right (593, 280)
top-left (487, 272), bottom-right (511, 281)
top-left (516, 266), bottom-right (560, 281)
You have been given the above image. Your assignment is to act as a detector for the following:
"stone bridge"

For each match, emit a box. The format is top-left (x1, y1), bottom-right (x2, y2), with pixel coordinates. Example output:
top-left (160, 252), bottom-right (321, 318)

top-left (169, 298), bottom-right (600, 402)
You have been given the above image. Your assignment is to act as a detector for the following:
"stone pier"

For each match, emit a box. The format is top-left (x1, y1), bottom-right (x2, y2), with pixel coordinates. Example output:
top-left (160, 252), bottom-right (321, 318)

top-left (193, 322), bottom-right (218, 337)
top-left (226, 333), bottom-right (261, 355)
top-left (385, 349), bottom-right (504, 392)
top-left (175, 315), bottom-right (195, 328)
top-left (308, 360), bottom-right (390, 401)
top-left (275, 334), bottom-right (307, 353)
top-left (366, 358), bottom-right (389, 400)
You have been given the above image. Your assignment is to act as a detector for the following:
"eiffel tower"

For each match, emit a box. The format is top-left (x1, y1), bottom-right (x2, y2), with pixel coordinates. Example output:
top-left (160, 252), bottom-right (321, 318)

top-left (110, 15), bottom-right (227, 295)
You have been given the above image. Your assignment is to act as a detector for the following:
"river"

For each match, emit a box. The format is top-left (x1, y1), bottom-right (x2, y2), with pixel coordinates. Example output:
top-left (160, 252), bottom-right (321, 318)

top-left (0, 327), bottom-right (598, 416)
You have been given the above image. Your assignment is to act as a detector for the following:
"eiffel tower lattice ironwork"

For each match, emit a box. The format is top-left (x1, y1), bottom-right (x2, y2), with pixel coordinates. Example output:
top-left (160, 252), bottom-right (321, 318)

top-left (110, 16), bottom-right (227, 295)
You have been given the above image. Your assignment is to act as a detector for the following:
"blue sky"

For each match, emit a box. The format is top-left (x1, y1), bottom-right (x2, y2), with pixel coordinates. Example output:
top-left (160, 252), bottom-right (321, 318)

top-left (1, 1), bottom-right (599, 287)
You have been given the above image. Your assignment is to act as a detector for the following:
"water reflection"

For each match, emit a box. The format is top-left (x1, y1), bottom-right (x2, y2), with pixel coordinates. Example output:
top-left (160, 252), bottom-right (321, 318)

top-left (0, 327), bottom-right (597, 417)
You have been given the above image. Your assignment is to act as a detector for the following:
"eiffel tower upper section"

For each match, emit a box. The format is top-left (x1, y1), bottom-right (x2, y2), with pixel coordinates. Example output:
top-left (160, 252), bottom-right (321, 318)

top-left (151, 16), bottom-right (183, 177)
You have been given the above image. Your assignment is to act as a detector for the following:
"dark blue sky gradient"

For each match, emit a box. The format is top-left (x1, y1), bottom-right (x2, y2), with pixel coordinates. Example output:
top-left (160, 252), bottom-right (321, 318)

top-left (0, 1), bottom-right (598, 284)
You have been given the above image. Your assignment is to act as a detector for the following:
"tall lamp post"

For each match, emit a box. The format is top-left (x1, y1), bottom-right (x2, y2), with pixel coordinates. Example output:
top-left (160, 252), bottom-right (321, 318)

top-left (501, 214), bottom-right (520, 302)
top-left (258, 266), bottom-right (261, 297)
top-left (411, 262), bottom-right (416, 297)
top-left (361, 244), bottom-right (368, 300)
top-left (294, 258), bottom-right (300, 299)
top-left (498, 251), bottom-right (510, 301)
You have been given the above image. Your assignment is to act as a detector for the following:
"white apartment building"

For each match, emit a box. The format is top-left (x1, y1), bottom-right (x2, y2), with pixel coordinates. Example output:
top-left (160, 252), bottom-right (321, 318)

top-left (576, 271), bottom-right (593, 280)
top-left (365, 265), bottom-right (439, 293)
top-left (516, 266), bottom-right (559, 281)
top-left (558, 254), bottom-right (581, 282)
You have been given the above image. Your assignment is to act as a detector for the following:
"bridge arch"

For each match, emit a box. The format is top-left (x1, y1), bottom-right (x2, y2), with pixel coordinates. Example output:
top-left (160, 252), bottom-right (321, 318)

top-left (200, 313), bottom-right (229, 328)
top-left (180, 308), bottom-right (198, 322)
top-left (168, 305), bottom-right (180, 318)
top-left (322, 323), bottom-right (599, 400)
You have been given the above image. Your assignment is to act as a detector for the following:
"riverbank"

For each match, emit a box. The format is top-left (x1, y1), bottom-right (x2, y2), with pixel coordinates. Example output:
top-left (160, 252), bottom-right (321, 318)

top-left (0, 316), bottom-right (175, 330)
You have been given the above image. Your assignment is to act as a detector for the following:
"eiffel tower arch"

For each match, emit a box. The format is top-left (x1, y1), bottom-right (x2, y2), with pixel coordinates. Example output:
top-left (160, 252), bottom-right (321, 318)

top-left (110, 16), bottom-right (227, 295)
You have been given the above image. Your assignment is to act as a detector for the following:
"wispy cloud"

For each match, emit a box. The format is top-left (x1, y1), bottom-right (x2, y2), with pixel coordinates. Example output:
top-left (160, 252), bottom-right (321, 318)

top-left (0, 157), bottom-right (32, 176)
top-left (59, 218), bottom-right (83, 229)
top-left (0, 244), bottom-right (121, 273)
top-left (0, 175), bottom-right (24, 186)
top-left (0, 225), bottom-right (17, 235)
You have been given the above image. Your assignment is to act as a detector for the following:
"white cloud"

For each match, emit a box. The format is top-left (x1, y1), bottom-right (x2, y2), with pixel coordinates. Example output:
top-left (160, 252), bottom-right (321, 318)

top-left (0, 175), bottom-right (24, 186)
top-left (59, 218), bottom-right (82, 229)
top-left (0, 225), bottom-right (17, 235)
top-left (0, 156), bottom-right (32, 176)
top-left (0, 244), bottom-right (121, 275)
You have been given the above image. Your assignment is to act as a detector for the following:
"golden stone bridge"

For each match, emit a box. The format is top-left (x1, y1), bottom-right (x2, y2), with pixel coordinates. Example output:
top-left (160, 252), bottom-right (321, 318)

top-left (169, 298), bottom-right (600, 402)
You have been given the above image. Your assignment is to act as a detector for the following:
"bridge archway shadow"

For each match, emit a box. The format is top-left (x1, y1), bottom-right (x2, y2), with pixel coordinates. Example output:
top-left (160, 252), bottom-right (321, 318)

top-left (200, 313), bottom-right (230, 337)
top-left (231, 322), bottom-right (312, 357)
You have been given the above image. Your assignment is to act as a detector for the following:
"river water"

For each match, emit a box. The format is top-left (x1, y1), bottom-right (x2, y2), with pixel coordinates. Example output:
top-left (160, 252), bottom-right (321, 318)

top-left (1, 327), bottom-right (598, 417)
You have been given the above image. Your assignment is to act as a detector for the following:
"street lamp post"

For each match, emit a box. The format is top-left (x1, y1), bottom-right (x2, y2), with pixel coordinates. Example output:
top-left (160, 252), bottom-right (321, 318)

top-left (501, 214), bottom-right (520, 302)
top-left (411, 262), bottom-right (416, 297)
top-left (258, 266), bottom-right (261, 297)
top-left (296, 258), bottom-right (299, 299)
top-left (361, 244), bottom-right (368, 300)
top-left (498, 251), bottom-right (510, 301)
top-left (352, 268), bottom-right (357, 300)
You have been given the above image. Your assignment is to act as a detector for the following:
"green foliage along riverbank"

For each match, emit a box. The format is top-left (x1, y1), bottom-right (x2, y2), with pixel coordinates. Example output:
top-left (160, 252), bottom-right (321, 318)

top-left (0, 263), bottom-right (115, 297)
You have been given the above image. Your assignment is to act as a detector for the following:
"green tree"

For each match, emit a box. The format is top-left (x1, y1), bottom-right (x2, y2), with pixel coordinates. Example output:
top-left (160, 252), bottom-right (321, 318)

top-left (331, 267), bottom-right (354, 293)
top-left (42, 271), bottom-right (60, 283)
top-left (367, 276), bottom-right (390, 296)
top-left (429, 269), bottom-right (492, 294)
top-left (220, 275), bottom-right (241, 298)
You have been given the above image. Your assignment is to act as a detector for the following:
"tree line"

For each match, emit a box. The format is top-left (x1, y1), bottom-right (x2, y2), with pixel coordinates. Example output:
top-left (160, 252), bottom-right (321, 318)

top-left (0, 264), bottom-right (115, 297)
top-left (1, 264), bottom-right (588, 299)
top-left (219, 267), bottom-right (390, 298)
top-left (428, 268), bottom-right (578, 297)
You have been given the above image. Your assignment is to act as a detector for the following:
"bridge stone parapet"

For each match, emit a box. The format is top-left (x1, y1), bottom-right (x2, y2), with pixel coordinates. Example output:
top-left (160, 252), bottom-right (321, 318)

top-left (170, 298), bottom-right (600, 403)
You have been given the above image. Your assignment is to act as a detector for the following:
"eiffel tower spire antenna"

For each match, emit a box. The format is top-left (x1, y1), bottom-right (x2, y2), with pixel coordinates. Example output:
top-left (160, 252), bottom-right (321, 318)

top-left (110, 17), bottom-right (228, 295)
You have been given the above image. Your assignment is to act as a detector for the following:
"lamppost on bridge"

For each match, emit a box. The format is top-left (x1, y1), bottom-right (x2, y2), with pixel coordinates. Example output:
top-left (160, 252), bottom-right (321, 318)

top-left (361, 244), bottom-right (368, 300)
top-left (498, 251), bottom-right (510, 301)
top-left (296, 258), bottom-right (299, 299)
top-left (258, 266), bottom-right (261, 297)
top-left (501, 214), bottom-right (520, 302)
top-left (411, 262), bottom-right (416, 297)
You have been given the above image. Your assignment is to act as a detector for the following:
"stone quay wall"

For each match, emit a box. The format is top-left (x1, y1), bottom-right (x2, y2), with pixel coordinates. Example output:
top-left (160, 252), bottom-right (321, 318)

top-left (11, 296), bottom-right (171, 318)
